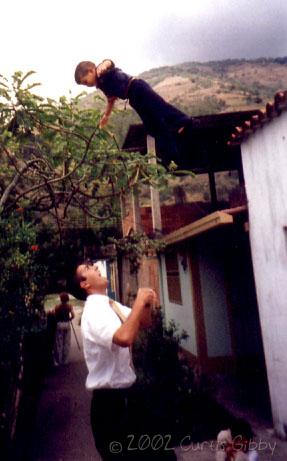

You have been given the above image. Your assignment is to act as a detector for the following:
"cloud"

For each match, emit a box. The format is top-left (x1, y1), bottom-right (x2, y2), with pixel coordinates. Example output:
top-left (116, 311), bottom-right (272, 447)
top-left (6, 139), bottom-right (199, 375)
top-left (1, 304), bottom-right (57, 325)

top-left (143, 0), bottom-right (287, 66)
top-left (2, 0), bottom-right (287, 98)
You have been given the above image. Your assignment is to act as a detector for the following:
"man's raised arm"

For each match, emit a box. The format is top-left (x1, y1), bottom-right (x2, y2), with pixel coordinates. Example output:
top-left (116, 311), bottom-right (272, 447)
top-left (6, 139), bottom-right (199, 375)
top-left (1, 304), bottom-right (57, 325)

top-left (112, 288), bottom-right (156, 347)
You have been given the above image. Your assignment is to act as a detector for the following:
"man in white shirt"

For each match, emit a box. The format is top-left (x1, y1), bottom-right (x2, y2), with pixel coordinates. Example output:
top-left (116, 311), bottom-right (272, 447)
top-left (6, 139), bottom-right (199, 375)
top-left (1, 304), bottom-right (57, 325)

top-left (75, 260), bottom-right (177, 460)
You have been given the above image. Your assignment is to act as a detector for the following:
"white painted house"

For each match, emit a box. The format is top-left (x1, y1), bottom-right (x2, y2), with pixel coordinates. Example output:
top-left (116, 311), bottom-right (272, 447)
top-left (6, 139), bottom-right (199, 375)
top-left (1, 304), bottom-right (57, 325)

top-left (232, 91), bottom-right (287, 438)
top-left (120, 108), bottom-right (280, 431)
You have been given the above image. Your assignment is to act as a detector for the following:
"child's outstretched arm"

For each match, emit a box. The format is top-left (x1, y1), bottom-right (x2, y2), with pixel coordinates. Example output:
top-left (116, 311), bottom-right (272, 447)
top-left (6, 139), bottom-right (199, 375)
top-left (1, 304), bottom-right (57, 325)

top-left (99, 96), bottom-right (117, 128)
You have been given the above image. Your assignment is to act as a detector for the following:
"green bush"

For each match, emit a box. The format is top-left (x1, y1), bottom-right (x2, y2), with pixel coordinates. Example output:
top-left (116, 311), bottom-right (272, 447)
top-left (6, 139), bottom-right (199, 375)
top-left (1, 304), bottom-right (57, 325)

top-left (132, 309), bottom-right (239, 443)
top-left (0, 213), bottom-right (49, 453)
top-left (0, 213), bottom-right (48, 368)
top-left (132, 309), bottom-right (196, 439)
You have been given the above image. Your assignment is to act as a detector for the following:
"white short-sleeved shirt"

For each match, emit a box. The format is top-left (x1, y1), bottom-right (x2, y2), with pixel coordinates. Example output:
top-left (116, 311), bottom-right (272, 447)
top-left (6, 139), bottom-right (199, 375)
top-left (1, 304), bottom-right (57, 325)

top-left (81, 294), bottom-right (136, 390)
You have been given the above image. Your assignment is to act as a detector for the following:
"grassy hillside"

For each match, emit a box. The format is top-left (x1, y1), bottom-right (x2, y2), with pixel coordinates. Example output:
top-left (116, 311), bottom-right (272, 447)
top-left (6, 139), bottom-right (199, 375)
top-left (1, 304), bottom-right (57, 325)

top-left (79, 57), bottom-right (287, 145)
top-left (140, 57), bottom-right (287, 114)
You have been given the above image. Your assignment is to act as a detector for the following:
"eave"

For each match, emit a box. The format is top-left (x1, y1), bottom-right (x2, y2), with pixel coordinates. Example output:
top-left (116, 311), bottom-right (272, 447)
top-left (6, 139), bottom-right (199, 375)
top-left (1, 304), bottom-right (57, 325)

top-left (162, 210), bottom-right (234, 245)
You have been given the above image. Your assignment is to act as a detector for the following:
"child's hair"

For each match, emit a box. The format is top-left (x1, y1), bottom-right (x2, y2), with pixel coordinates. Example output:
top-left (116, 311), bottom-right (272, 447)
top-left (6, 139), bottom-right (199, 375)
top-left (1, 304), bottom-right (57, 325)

top-left (59, 292), bottom-right (69, 303)
top-left (74, 61), bottom-right (95, 83)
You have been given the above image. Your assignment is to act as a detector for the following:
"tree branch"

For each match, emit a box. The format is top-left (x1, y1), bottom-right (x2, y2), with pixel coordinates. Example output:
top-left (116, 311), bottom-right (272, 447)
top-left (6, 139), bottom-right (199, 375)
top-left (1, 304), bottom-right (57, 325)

top-left (0, 158), bottom-right (52, 210)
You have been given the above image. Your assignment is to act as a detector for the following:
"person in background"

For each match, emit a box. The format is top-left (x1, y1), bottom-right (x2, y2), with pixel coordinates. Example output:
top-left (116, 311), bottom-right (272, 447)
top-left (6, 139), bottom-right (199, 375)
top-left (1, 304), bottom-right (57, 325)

top-left (53, 292), bottom-right (75, 366)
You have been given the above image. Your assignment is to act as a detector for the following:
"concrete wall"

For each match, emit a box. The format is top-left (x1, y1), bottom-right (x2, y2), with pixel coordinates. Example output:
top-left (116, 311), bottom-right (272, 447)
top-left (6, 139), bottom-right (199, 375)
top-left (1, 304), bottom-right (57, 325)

top-left (160, 239), bottom-right (233, 359)
top-left (197, 239), bottom-right (232, 358)
top-left (241, 111), bottom-right (287, 438)
top-left (161, 251), bottom-right (197, 355)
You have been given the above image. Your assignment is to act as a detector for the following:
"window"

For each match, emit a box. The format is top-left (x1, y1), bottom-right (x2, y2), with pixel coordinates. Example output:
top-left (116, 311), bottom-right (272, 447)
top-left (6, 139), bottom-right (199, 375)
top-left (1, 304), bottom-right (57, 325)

top-left (165, 252), bottom-right (182, 304)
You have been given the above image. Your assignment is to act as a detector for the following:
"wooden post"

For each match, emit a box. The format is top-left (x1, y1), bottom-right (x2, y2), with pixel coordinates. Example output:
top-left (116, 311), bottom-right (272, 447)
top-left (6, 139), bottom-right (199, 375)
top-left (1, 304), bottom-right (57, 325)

top-left (120, 191), bottom-right (140, 302)
top-left (147, 135), bottom-right (162, 236)
top-left (120, 188), bottom-right (142, 236)
top-left (136, 135), bottom-right (162, 297)
top-left (131, 185), bottom-right (142, 232)
top-left (208, 170), bottom-right (217, 211)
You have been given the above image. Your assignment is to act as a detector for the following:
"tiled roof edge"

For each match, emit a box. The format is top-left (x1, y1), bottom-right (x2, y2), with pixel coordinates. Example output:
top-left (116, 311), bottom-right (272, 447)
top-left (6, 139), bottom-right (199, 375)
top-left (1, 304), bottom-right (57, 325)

top-left (228, 90), bottom-right (287, 146)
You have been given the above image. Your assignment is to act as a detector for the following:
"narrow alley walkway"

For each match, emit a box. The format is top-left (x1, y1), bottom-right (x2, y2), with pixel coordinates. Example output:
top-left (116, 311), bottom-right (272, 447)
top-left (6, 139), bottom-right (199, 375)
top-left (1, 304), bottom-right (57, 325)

top-left (31, 304), bottom-right (286, 461)
top-left (32, 306), bottom-right (100, 461)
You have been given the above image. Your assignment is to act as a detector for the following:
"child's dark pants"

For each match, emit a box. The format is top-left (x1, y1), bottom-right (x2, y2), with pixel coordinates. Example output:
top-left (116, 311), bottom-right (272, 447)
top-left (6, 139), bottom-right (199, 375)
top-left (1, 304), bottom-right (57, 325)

top-left (128, 79), bottom-right (190, 168)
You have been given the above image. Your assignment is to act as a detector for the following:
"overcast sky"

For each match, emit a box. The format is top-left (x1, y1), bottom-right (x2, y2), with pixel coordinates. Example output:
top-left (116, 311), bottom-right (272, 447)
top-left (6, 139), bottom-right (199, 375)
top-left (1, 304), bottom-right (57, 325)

top-left (1, 0), bottom-right (287, 98)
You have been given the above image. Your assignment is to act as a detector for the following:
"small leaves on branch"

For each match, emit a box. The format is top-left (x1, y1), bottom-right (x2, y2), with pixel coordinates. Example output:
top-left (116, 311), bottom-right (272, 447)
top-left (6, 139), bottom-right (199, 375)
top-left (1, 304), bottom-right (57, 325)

top-left (0, 71), bottom-right (171, 238)
top-left (110, 232), bottom-right (166, 273)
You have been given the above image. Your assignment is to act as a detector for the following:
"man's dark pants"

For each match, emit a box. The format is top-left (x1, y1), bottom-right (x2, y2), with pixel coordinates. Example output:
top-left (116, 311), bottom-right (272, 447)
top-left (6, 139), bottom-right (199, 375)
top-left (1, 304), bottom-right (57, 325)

top-left (91, 387), bottom-right (177, 460)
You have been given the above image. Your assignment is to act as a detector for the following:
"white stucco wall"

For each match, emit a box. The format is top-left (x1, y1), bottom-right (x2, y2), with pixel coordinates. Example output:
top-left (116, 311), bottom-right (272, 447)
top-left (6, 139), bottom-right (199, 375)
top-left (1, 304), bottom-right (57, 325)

top-left (198, 242), bottom-right (232, 358)
top-left (241, 111), bottom-right (287, 437)
top-left (160, 252), bottom-right (197, 355)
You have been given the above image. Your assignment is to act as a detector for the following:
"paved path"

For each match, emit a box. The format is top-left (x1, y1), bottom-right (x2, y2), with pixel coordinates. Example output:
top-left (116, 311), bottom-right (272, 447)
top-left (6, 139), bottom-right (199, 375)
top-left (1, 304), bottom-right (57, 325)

top-left (32, 307), bottom-right (100, 461)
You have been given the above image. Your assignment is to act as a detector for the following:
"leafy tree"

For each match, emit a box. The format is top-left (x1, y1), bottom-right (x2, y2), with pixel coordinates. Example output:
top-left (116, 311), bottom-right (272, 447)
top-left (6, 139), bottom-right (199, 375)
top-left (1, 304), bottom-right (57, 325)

top-left (0, 71), bottom-right (170, 238)
top-left (0, 71), bottom-right (172, 448)
top-left (0, 70), bottom-right (173, 330)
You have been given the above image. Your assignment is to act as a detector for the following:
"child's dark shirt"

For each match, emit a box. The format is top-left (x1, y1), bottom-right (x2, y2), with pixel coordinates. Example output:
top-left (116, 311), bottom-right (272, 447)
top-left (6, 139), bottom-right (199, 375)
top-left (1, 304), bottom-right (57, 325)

top-left (96, 60), bottom-right (191, 167)
top-left (97, 66), bottom-right (132, 100)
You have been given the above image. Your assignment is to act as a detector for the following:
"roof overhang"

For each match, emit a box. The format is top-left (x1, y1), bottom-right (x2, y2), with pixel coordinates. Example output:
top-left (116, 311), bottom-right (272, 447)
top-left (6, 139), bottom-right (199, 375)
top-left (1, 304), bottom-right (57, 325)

top-left (229, 90), bottom-right (287, 145)
top-left (162, 210), bottom-right (234, 245)
top-left (121, 110), bottom-right (260, 172)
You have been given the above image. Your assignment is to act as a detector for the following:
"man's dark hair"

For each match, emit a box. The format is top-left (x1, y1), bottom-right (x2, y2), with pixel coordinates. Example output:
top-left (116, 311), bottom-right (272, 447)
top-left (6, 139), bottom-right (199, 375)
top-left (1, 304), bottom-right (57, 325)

top-left (64, 264), bottom-right (87, 301)
top-left (69, 259), bottom-right (97, 300)
top-left (74, 259), bottom-right (94, 285)
top-left (74, 269), bottom-right (85, 285)
top-left (74, 61), bottom-right (95, 83)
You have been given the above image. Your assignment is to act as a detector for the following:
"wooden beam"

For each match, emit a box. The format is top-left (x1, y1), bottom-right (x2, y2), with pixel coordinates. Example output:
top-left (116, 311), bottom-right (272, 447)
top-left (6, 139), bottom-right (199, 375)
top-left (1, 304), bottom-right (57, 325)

top-left (163, 211), bottom-right (234, 245)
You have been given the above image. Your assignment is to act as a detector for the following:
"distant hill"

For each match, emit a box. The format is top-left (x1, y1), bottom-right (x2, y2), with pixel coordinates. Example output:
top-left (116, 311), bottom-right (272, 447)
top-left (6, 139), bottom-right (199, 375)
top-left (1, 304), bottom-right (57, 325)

top-left (79, 57), bottom-right (287, 145)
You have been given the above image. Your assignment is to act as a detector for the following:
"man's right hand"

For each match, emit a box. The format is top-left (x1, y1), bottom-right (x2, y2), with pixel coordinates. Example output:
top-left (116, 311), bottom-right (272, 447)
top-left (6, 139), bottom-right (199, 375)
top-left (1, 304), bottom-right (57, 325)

top-left (113, 288), bottom-right (157, 346)
top-left (134, 288), bottom-right (157, 328)
top-left (135, 288), bottom-right (157, 309)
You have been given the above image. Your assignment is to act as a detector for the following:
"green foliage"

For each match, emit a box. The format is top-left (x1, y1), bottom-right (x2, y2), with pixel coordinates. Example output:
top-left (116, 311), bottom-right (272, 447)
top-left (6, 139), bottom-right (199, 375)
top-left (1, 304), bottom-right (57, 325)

top-left (0, 70), bottom-right (174, 449)
top-left (133, 308), bottom-right (189, 388)
top-left (132, 310), bottom-right (236, 442)
top-left (110, 232), bottom-right (166, 273)
top-left (187, 95), bottom-right (226, 116)
top-left (131, 309), bottom-right (196, 437)
top-left (0, 71), bottom-right (170, 234)
top-left (0, 213), bottom-right (48, 367)
top-left (0, 69), bottom-right (172, 336)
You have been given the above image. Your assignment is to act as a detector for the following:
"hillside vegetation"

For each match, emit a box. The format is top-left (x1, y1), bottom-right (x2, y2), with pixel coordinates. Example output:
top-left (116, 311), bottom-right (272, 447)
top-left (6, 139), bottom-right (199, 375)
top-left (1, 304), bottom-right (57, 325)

top-left (79, 57), bottom-right (287, 145)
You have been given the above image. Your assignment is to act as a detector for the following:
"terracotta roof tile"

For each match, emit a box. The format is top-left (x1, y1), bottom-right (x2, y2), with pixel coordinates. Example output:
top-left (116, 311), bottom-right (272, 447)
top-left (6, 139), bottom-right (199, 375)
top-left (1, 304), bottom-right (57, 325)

top-left (228, 90), bottom-right (287, 145)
